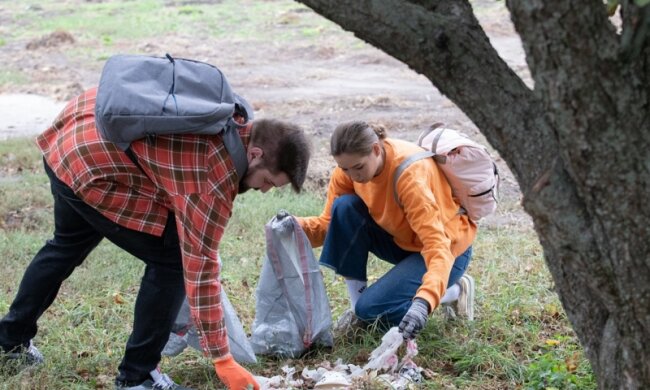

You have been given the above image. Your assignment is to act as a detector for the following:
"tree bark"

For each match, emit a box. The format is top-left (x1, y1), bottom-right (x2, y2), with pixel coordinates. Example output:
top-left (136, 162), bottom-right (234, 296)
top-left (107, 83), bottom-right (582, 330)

top-left (297, 0), bottom-right (650, 388)
top-left (508, 2), bottom-right (650, 388)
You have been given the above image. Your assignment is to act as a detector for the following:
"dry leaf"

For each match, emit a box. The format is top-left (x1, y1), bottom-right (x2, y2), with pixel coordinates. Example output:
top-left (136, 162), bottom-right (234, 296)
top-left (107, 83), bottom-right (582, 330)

top-left (113, 292), bottom-right (125, 304)
top-left (544, 339), bottom-right (560, 346)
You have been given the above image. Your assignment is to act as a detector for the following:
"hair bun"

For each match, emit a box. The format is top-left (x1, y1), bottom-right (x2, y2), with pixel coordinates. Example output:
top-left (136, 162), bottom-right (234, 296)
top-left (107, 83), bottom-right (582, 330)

top-left (369, 123), bottom-right (387, 139)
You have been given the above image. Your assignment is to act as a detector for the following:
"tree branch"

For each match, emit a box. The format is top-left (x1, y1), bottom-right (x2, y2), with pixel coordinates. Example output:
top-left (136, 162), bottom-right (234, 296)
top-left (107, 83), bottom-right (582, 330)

top-left (297, 0), bottom-right (558, 190)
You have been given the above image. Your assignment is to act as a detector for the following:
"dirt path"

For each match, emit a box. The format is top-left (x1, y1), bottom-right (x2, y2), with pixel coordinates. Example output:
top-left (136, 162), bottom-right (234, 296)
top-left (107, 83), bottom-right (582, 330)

top-left (0, 94), bottom-right (65, 140)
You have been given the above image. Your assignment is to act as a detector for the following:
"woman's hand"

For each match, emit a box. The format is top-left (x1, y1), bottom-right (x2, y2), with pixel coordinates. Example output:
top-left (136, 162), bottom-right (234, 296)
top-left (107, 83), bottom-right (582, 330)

top-left (398, 298), bottom-right (430, 340)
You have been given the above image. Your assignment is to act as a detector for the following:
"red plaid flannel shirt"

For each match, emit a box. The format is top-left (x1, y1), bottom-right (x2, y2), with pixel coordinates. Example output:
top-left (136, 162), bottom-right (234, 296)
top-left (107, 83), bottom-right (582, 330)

top-left (36, 87), bottom-right (251, 359)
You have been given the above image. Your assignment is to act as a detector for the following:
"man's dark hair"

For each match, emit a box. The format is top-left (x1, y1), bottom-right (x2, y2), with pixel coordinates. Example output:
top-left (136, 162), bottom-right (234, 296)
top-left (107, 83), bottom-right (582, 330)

top-left (250, 118), bottom-right (311, 192)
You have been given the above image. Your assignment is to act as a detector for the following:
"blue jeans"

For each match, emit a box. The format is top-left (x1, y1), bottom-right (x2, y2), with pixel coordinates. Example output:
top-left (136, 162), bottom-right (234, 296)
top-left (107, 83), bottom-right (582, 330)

top-left (0, 160), bottom-right (186, 385)
top-left (320, 194), bottom-right (472, 326)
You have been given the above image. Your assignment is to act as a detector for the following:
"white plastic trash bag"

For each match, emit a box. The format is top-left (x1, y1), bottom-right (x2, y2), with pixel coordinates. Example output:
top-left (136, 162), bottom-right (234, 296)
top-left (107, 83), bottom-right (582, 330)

top-left (162, 270), bottom-right (257, 364)
top-left (249, 212), bottom-right (333, 357)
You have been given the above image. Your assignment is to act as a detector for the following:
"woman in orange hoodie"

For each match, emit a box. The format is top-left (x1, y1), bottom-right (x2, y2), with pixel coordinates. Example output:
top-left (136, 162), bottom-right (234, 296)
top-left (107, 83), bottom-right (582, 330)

top-left (297, 121), bottom-right (477, 339)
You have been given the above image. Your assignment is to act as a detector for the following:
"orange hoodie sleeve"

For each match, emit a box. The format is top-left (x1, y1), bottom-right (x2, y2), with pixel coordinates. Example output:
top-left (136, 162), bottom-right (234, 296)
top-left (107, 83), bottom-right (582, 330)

top-left (296, 168), bottom-right (355, 248)
top-left (394, 161), bottom-right (457, 312)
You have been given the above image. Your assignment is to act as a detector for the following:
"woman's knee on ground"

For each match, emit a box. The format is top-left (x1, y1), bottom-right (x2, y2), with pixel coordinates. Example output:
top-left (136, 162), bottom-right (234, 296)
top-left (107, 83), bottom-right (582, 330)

top-left (354, 292), bottom-right (388, 323)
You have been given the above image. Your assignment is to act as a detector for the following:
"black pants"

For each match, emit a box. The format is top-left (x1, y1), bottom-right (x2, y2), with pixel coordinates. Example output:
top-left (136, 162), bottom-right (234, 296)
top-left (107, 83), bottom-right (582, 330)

top-left (0, 160), bottom-right (186, 384)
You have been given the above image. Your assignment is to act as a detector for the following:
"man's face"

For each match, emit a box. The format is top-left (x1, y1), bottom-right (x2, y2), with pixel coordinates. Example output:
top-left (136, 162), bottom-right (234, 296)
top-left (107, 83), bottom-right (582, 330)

top-left (238, 162), bottom-right (290, 194)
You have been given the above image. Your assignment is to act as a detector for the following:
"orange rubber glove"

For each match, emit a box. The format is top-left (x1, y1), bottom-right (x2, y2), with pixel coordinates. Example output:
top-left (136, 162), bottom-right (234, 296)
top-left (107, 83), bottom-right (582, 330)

top-left (213, 355), bottom-right (260, 390)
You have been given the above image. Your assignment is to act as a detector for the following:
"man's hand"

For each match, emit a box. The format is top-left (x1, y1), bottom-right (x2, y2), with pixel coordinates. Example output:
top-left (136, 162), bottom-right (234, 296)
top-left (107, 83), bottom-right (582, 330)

top-left (214, 355), bottom-right (260, 390)
top-left (398, 298), bottom-right (430, 340)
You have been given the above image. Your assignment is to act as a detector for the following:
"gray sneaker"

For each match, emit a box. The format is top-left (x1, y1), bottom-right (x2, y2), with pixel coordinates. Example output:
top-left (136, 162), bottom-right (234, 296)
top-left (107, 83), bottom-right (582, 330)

top-left (332, 308), bottom-right (367, 339)
top-left (440, 303), bottom-right (457, 320)
top-left (453, 274), bottom-right (475, 321)
top-left (2, 340), bottom-right (44, 366)
top-left (115, 368), bottom-right (192, 390)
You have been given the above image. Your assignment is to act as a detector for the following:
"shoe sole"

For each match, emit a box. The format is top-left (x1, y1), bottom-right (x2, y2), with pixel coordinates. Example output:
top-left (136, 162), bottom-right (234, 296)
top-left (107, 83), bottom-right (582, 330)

top-left (459, 274), bottom-right (475, 321)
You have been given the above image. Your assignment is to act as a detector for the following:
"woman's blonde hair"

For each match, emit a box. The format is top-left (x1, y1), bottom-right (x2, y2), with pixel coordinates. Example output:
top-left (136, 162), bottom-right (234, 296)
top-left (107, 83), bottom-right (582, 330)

top-left (330, 121), bottom-right (387, 156)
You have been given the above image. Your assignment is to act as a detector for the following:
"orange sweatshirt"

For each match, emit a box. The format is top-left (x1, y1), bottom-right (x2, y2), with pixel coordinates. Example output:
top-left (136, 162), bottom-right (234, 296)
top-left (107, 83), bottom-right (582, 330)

top-left (297, 138), bottom-right (476, 311)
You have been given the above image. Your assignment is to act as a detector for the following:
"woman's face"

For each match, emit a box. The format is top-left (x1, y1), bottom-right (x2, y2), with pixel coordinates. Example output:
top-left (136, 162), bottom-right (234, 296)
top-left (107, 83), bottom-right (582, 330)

top-left (334, 142), bottom-right (384, 183)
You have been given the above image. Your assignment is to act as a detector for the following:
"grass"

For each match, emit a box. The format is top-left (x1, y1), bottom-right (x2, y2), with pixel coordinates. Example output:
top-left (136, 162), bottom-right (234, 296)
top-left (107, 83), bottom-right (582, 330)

top-left (0, 70), bottom-right (28, 90)
top-left (0, 138), bottom-right (597, 389)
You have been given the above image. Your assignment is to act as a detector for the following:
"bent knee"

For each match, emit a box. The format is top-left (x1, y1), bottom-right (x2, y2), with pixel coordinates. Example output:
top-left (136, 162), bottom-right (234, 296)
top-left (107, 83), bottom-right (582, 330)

top-left (332, 194), bottom-right (363, 212)
top-left (354, 294), bottom-right (380, 322)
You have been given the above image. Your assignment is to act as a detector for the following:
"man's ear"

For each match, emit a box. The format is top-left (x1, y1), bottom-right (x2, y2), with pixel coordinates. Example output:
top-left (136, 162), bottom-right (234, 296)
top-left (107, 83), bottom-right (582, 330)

top-left (247, 146), bottom-right (264, 163)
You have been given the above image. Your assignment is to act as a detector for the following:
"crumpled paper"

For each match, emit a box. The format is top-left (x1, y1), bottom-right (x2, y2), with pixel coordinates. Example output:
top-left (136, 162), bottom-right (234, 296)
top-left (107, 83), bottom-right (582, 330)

top-left (255, 327), bottom-right (423, 389)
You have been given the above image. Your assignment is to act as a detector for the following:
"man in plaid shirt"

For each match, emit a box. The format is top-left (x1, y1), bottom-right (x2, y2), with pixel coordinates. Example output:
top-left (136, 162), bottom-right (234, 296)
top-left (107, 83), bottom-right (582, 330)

top-left (0, 88), bottom-right (311, 390)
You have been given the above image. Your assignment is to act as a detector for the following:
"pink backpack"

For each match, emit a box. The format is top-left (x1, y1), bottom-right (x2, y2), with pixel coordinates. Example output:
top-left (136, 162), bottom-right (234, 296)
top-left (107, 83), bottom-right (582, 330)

top-left (393, 123), bottom-right (499, 221)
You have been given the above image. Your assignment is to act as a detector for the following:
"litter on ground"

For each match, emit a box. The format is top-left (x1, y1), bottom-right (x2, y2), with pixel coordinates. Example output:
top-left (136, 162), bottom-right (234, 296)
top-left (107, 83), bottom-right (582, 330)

top-left (255, 327), bottom-right (423, 389)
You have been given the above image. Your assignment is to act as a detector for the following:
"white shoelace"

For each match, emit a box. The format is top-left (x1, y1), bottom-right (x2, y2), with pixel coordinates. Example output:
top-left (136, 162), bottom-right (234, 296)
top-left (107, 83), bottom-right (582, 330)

top-left (149, 369), bottom-right (176, 389)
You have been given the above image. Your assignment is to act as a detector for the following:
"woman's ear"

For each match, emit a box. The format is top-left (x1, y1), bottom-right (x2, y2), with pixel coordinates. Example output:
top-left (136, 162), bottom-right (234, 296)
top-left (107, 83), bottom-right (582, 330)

top-left (372, 142), bottom-right (382, 156)
top-left (247, 146), bottom-right (264, 163)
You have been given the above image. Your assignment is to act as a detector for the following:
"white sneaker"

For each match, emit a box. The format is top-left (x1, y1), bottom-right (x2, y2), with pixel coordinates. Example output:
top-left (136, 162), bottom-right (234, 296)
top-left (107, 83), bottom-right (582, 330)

top-left (332, 308), bottom-right (367, 339)
top-left (333, 308), bottom-right (358, 334)
top-left (114, 368), bottom-right (191, 390)
top-left (2, 340), bottom-right (44, 366)
top-left (453, 274), bottom-right (475, 321)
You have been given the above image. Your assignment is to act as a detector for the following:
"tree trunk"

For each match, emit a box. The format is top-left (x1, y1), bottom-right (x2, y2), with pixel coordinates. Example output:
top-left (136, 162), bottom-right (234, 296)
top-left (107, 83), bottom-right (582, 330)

top-left (296, 0), bottom-right (650, 388)
top-left (507, 2), bottom-right (650, 388)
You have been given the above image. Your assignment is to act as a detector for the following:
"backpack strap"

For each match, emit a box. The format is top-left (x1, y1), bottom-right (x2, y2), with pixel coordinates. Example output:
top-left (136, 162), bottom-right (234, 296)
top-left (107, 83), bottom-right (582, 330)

top-left (224, 93), bottom-right (254, 182)
top-left (417, 124), bottom-right (448, 164)
top-left (392, 150), bottom-right (434, 207)
top-left (392, 151), bottom-right (468, 217)
top-left (124, 147), bottom-right (149, 180)
top-left (221, 119), bottom-right (248, 181)
top-left (417, 123), bottom-right (444, 146)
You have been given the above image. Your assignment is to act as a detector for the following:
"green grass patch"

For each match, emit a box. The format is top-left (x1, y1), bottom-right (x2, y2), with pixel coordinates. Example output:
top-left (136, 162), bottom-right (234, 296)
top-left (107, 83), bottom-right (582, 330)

top-left (0, 70), bottom-right (29, 88)
top-left (4, 0), bottom-right (340, 47)
top-left (0, 137), bottom-right (42, 171)
top-left (9, 1), bottom-right (176, 42)
top-left (0, 138), bottom-right (51, 231)
top-left (524, 342), bottom-right (596, 390)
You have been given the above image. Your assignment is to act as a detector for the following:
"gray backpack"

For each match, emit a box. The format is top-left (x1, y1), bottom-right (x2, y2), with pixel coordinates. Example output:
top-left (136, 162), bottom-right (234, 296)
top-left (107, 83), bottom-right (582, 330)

top-left (95, 53), bottom-right (252, 180)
